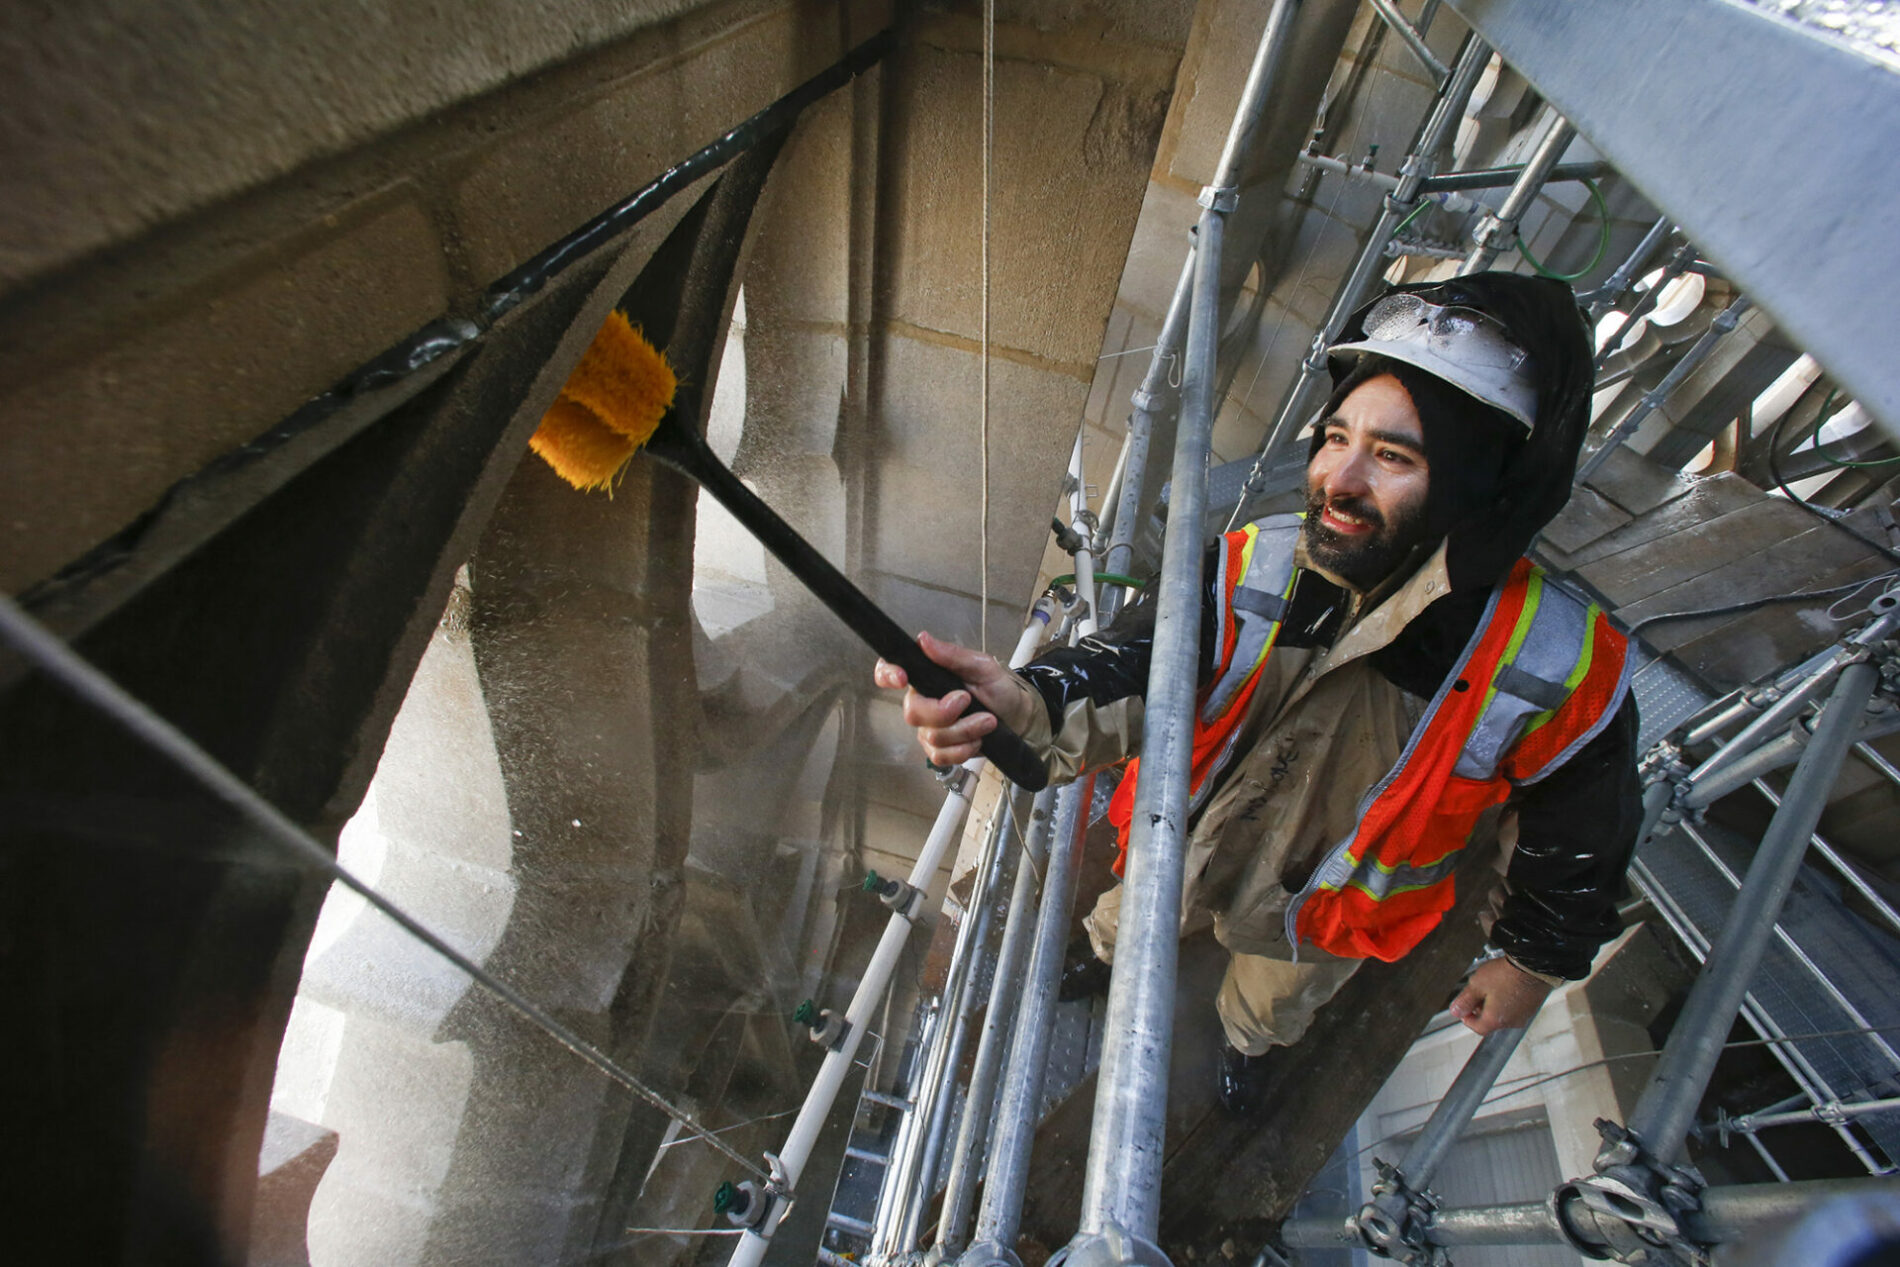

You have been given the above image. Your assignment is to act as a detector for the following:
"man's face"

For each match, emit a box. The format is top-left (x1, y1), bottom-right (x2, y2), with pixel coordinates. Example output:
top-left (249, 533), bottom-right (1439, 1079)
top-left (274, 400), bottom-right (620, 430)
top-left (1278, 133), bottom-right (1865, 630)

top-left (1303, 373), bottom-right (1433, 591)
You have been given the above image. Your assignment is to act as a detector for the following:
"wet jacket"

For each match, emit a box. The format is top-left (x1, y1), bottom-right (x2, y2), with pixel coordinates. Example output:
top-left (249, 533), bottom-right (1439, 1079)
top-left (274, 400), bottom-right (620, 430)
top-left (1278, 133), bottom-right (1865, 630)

top-left (1010, 523), bottom-right (1642, 980)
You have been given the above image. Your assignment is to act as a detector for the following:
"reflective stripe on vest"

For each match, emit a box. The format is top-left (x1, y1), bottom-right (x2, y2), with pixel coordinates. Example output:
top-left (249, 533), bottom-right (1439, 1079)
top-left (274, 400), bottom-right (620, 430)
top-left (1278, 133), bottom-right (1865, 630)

top-left (1286, 558), bottom-right (1632, 963)
top-left (1105, 516), bottom-right (1301, 872)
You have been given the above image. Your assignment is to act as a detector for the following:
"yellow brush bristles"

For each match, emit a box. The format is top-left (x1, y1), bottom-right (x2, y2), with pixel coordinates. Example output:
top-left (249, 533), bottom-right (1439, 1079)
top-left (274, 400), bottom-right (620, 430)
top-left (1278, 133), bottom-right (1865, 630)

top-left (529, 310), bottom-right (678, 492)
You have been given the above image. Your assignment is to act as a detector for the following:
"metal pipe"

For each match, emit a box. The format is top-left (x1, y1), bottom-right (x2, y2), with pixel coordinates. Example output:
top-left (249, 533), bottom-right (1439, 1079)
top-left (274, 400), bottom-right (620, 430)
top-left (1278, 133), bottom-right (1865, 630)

top-left (1732, 1095), bottom-right (1900, 1134)
top-left (959, 775), bottom-right (1095, 1265)
top-left (740, 781), bottom-right (976, 1265)
top-left (1071, 5), bottom-right (1306, 1246)
top-left (1236, 34), bottom-right (1491, 520)
top-left (1403, 1027), bottom-right (1530, 1183)
top-left (1680, 725), bottom-right (1808, 809)
top-left (1678, 820), bottom-right (1900, 1073)
top-left (1594, 237), bottom-right (1700, 369)
top-left (1095, 430), bottom-right (1131, 560)
top-left (1576, 293), bottom-right (1754, 483)
top-left (1751, 780), bottom-right (1900, 941)
top-left (1857, 741), bottom-right (1900, 791)
top-left (878, 792), bottom-right (1045, 1257)
top-left (1683, 643), bottom-right (1840, 749)
top-left (1288, 1179), bottom-right (1900, 1249)
top-left (737, 604), bottom-right (1055, 1266)
top-left (1420, 158), bottom-right (1613, 193)
top-left (1626, 659), bottom-right (1880, 1164)
top-left (1066, 431), bottom-right (1102, 638)
top-left (1104, 240), bottom-right (1197, 582)
top-left (892, 800), bottom-right (1017, 1250)
top-left (936, 790), bottom-right (1043, 1255)
top-left (1368, 0), bottom-right (1448, 85)
top-left (868, 1000), bottom-right (941, 1254)
top-left (1461, 108), bottom-right (1577, 273)
top-left (1682, 637), bottom-right (1851, 798)
top-left (1585, 215), bottom-right (1672, 322)
top-left (1631, 858), bottom-right (1889, 1175)
top-left (1076, 181), bottom-right (1222, 1251)
top-left (1293, 152), bottom-right (1612, 194)
top-left (1351, 1024), bottom-right (1533, 1258)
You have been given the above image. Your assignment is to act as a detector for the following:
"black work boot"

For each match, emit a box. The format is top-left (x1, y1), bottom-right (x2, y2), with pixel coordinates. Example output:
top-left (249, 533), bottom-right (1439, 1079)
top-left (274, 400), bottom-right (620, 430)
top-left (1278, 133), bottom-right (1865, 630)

top-left (1057, 937), bottom-right (1112, 1002)
top-left (1217, 1041), bottom-right (1271, 1116)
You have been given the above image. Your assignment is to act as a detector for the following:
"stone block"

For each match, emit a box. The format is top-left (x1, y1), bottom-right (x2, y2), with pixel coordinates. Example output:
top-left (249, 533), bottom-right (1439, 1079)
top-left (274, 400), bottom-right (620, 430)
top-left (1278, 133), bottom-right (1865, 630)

top-left (867, 334), bottom-right (1089, 606)
top-left (250, 1111), bottom-right (341, 1267)
top-left (744, 92), bottom-right (859, 328)
top-left (732, 324), bottom-right (851, 471)
top-left (996, 0), bottom-right (1195, 48)
top-left (450, 6), bottom-right (820, 280)
top-left (368, 625), bottom-right (514, 873)
top-left (0, 0), bottom-right (735, 291)
top-left (882, 41), bottom-right (1159, 367)
top-left (306, 1014), bottom-right (478, 1263)
top-left (0, 194), bottom-right (450, 592)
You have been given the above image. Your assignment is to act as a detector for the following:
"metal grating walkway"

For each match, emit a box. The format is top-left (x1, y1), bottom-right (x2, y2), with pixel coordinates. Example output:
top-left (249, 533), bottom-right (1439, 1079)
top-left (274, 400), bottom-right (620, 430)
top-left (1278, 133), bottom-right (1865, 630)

top-left (1639, 813), bottom-right (1900, 1168)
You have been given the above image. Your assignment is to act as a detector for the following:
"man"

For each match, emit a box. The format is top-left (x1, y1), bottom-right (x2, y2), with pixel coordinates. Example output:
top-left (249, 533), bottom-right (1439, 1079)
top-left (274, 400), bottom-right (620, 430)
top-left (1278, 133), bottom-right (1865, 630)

top-left (874, 272), bottom-right (1640, 1112)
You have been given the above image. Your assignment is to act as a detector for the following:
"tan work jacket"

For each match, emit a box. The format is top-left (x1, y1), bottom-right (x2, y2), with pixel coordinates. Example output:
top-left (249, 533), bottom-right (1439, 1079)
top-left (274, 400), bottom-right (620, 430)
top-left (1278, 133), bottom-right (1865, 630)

top-left (1017, 541), bottom-right (1489, 958)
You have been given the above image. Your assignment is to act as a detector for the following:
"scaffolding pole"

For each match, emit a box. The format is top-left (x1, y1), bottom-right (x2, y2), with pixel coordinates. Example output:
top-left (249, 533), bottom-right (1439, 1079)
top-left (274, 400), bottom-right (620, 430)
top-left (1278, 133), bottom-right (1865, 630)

top-left (1631, 657), bottom-right (1878, 1158)
top-left (1461, 106), bottom-right (1576, 273)
top-left (1541, 615), bottom-right (1892, 1260)
top-left (1062, 5), bottom-right (1303, 1261)
top-left (1574, 293), bottom-right (1753, 485)
top-left (1350, 1024), bottom-right (1533, 1259)
top-left (934, 786), bottom-right (1046, 1255)
top-left (1104, 240), bottom-right (1197, 583)
top-left (957, 773), bottom-right (1097, 1266)
top-left (728, 605), bottom-right (1054, 1267)
top-left (1284, 1178), bottom-right (1900, 1251)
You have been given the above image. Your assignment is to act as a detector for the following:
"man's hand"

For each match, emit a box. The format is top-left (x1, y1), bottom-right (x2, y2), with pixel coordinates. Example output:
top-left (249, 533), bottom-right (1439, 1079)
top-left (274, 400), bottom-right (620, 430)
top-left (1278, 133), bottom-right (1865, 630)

top-left (873, 632), bottom-right (1036, 766)
top-left (1449, 957), bottom-right (1554, 1035)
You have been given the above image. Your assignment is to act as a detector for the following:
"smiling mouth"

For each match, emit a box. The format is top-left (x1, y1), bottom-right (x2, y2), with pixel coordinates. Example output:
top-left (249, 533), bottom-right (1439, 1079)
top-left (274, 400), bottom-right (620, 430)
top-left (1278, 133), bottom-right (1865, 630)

top-left (1321, 503), bottom-right (1378, 534)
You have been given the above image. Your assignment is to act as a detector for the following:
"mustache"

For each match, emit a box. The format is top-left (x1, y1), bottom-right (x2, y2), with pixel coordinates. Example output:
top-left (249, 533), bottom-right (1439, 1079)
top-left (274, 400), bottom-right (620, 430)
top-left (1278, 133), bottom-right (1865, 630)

top-left (1307, 491), bottom-right (1386, 531)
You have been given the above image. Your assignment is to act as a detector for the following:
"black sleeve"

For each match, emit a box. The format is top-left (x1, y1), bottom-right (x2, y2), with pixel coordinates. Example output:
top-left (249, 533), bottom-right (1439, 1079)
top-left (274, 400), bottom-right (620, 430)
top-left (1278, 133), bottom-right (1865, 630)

top-left (1490, 693), bottom-right (1642, 980)
top-left (1014, 546), bottom-right (1220, 736)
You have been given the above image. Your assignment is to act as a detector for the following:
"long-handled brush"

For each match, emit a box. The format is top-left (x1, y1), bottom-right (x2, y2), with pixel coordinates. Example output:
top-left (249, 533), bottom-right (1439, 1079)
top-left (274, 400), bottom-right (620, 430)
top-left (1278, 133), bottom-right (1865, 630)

top-left (530, 311), bottom-right (1049, 792)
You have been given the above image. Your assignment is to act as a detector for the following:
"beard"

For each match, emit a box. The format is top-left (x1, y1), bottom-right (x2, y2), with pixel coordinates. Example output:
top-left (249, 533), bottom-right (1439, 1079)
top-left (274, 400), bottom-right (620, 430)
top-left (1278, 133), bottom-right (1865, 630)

top-left (1302, 487), bottom-right (1430, 592)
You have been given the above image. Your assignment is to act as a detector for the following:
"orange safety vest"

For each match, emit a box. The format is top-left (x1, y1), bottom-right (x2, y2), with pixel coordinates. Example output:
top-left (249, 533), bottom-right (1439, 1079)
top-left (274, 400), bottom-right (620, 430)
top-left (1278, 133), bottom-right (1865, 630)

top-left (1105, 515), bottom-right (1631, 964)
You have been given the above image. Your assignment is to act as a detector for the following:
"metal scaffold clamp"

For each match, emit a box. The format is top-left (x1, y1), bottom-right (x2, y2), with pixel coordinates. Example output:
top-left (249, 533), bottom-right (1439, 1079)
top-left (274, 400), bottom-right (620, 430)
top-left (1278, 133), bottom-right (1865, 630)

top-left (1555, 1119), bottom-right (1711, 1266)
top-left (1061, 1221), bottom-right (1174, 1267)
top-left (715, 1153), bottom-right (796, 1232)
top-left (793, 998), bottom-right (852, 1051)
top-left (1198, 184), bottom-right (1239, 212)
top-left (864, 869), bottom-right (926, 918)
top-left (1350, 1158), bottom-right (1449, 1266)
top-left (928, 761), bottom-right (977, 797)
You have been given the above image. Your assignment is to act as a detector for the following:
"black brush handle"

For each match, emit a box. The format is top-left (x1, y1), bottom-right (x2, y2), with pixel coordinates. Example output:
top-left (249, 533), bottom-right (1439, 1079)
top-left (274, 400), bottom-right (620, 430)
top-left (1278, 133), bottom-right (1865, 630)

top-left (643, 416), bottom-right (1049, 792)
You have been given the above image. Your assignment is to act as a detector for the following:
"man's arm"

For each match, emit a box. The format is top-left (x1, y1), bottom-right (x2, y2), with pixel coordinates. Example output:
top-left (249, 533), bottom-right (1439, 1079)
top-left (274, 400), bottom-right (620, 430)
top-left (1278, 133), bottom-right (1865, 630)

top-left (1448, 695), bottom-right (1641, 1033)
top-left (873, 547), bottom-right (1220, 778)
top-left (1493, 694), bottom-right (1643, 977)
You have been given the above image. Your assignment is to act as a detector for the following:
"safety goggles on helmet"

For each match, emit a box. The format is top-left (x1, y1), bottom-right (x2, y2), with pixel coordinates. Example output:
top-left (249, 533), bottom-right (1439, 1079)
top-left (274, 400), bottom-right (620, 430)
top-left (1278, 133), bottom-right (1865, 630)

top-left (1326, 291), bottom-right (1538, 429)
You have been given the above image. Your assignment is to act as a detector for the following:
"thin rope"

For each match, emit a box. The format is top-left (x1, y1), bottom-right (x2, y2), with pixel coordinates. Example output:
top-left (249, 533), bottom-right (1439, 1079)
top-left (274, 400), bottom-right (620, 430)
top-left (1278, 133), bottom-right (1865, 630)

top-left (0, 591), bottom-right (770, 1184)
top-left (980, 0), bottom-right (995, 655)
top-left (655, 1106), bottom-right (799, 1150)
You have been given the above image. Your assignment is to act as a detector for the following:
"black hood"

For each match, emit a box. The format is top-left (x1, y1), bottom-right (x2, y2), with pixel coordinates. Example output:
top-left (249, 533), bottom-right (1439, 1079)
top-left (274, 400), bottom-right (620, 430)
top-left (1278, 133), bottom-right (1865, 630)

top-left (1320, 271), bottom-right (1595, 593)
